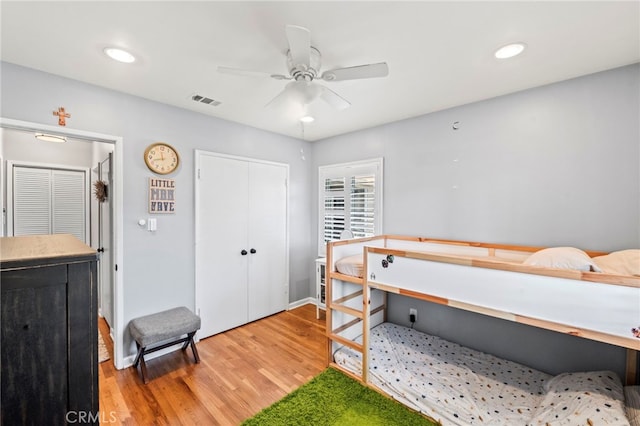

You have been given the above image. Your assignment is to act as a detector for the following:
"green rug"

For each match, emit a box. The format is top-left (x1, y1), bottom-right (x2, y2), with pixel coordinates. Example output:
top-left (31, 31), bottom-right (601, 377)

top-left (242, 368), bottom-right (438, 426)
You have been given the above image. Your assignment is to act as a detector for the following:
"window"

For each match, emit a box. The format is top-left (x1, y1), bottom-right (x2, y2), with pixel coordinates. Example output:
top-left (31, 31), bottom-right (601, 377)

top-left (318, 158), bottom-right (383, 256)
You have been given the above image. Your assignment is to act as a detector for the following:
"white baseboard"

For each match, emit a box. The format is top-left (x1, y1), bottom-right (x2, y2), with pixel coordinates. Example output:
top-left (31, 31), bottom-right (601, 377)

top-left (288, 297), bottom-right (316, 310)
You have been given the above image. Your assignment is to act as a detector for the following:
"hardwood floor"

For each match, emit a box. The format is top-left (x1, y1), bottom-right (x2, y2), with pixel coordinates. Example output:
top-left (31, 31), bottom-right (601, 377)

top-left (98, 304), bottom-right (327, 425)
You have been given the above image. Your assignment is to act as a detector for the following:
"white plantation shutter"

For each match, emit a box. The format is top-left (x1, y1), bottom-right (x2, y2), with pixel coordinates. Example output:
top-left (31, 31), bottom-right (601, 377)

top-left (13, 167), bottom-right (51, 236)
top-left (323, 177), bottom-right (346, 242)
top-left (350, 174), bottom-right (376, 238)
top-left (319, 158), bottom-right (383, 255)
top-left (11, 164), bottom-right (88, 243)
top-left (52, 170), bottom-right (86, 242)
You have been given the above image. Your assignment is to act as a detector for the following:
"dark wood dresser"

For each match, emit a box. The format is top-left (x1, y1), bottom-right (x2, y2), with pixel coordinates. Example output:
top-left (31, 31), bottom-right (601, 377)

top-left (1, 234), bottom-right (99, 425)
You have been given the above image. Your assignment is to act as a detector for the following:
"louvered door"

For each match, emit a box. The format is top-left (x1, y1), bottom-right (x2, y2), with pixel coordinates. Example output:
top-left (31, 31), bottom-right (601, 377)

top-left (12, 167), bottom-right (51, 236)
top-left (52, 170), bottom-right (87, 239)
top-left (9, 164), bottom-right (89, 243)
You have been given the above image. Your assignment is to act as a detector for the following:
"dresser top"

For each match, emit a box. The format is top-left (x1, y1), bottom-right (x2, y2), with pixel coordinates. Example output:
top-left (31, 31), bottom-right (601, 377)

top-left (0, 234), bottom-right (96, 266)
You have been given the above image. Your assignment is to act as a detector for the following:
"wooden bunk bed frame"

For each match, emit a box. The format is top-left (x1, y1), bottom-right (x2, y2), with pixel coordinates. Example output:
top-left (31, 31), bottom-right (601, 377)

top-left (326, 235), bottom-right (640, 388)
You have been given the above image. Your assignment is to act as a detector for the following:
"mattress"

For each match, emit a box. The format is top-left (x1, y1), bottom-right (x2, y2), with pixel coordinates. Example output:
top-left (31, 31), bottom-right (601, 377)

top-left (334, 323), bottom-right (629, 426)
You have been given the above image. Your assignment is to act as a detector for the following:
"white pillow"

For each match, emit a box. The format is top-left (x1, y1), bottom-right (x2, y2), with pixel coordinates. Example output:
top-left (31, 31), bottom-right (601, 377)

top-left (335, 254), bottom-right (364, 278)
top-left (523, 247), bottom-right (601, 272)
top-left (593, 249), bottom-right (640, 276)
top-left (528, 371), bottom-right (628, 425)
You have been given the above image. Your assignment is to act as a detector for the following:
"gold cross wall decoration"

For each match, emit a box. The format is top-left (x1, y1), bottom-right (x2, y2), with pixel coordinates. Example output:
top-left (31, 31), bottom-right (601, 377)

top-left (53, 107), bottom-right (71, 126)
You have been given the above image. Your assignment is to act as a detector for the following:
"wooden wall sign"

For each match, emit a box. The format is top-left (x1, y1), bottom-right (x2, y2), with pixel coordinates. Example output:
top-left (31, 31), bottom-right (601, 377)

top-left (149, 178), bottom-right (175, 213)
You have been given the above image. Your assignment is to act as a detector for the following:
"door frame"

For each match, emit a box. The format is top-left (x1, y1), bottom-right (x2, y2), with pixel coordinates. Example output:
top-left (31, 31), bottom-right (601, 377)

top-left (97, 153), bottom-right (114, 328)
top-left (0, 117), bottom-right (126, 369)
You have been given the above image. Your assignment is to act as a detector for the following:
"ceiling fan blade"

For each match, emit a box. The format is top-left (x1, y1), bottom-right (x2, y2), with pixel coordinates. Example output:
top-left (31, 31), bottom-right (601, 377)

top-left (321, 62), bottom-right (389, 81)
top-left (319, 85), bottom-right (351, 110)
top-left (217, 66), bottom-right (290, 80)
top-left (265, 82), bottom-right (298, 108)
top-left (285, 25), bottom-right (311, 69)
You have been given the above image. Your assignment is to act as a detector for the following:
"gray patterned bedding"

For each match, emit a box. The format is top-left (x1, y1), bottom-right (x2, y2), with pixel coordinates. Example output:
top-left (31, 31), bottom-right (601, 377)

top-left (333, 322), bottom-right (629, 425)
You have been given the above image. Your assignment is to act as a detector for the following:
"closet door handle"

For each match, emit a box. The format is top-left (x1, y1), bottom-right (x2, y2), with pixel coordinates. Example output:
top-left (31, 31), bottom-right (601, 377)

top-left (241, 249), bottom-right (248, 255)
top-left (250, 248), bottom-right (257, 254)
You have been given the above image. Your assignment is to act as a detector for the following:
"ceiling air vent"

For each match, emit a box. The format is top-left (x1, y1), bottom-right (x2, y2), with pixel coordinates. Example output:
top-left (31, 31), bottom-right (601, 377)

top-left (191, 94), bottom-right (221, 106)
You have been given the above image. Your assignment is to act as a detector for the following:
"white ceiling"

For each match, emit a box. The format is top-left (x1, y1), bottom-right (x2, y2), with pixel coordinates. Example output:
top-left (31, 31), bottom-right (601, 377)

top-left (1, 1), bottom-right (638, 141)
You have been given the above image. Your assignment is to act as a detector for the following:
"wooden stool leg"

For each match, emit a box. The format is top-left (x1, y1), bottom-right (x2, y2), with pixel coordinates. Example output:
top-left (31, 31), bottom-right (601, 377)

top-left (191, 341), bottom-right (200, 364)
top-left (139, 352), bottom-right (149, 384)
top-left (181, 336), bottom-right (190, 350)
top-left (187, 332), bottom-right (200, 363)
top-left (133, 342), bottom-right (149, 384)
top-left (133, 342), bottom-right (143, 367)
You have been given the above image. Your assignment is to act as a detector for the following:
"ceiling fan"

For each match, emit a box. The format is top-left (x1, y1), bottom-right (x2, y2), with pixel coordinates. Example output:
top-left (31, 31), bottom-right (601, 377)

top-left (217, 25), bottom-right (389, 111)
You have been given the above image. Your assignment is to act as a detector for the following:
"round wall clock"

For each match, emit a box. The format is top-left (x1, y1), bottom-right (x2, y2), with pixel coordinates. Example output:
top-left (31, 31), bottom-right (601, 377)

top-left (144, 142), bottom-right (180, 175)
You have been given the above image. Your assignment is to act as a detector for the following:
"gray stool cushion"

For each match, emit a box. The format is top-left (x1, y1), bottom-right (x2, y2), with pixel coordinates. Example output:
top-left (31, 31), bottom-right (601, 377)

top-left (129, 307), bottom-right (201, 348)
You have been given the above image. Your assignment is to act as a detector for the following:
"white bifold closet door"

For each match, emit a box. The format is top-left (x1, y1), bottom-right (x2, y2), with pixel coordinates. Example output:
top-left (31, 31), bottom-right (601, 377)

top-left (195, 152), bottom-right (289, 338)
top-left (10, 164), bottom-right (88, 243)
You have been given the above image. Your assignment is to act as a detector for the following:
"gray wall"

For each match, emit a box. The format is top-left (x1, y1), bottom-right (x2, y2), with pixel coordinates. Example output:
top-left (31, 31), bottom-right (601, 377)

top-left (2, 128), bottom-right (95, 167)
top-left (311, 63), bottom-right (639, 251)
top-left (1, 61), bottom-right (314, 356)
top-left (311, 63), bottom-right (639, 378)
top-left (2, 60), bottom-right (638, 375)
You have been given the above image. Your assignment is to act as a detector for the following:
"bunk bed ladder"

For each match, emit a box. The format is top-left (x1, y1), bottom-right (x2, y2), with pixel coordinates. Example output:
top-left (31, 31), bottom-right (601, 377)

top-left (326, 240), bottom-right (368, 382)
top-left (326, 239), bottom-right (389, 385)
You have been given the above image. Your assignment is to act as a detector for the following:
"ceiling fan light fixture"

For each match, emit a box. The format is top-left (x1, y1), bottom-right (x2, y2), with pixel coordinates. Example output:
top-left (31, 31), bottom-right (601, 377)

top-left (494, 42), bottom-right (526, 59)
top-left (219, 25), bottom-right (388, 113)
top-left (300, 115), bottom-right (315, 123)
top-left (104, 47), bottom-right (136, 63)
top-left (35, 133), bottom-right (67, 143)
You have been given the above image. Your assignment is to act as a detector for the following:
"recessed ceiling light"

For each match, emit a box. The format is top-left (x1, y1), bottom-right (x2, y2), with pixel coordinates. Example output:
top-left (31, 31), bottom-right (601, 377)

top-left (35, 133), bottom-right (67, 143)
top-left (494, 42), bottom-right (526, 59)
top-left (104, 47), bottom-right (136, 63)
top-left (300, 115), bottom-right (315, 123)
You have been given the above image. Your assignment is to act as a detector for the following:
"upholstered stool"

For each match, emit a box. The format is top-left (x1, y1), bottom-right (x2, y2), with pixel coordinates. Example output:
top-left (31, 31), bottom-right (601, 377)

top-left (129, 307), bottom-right (201, 383)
